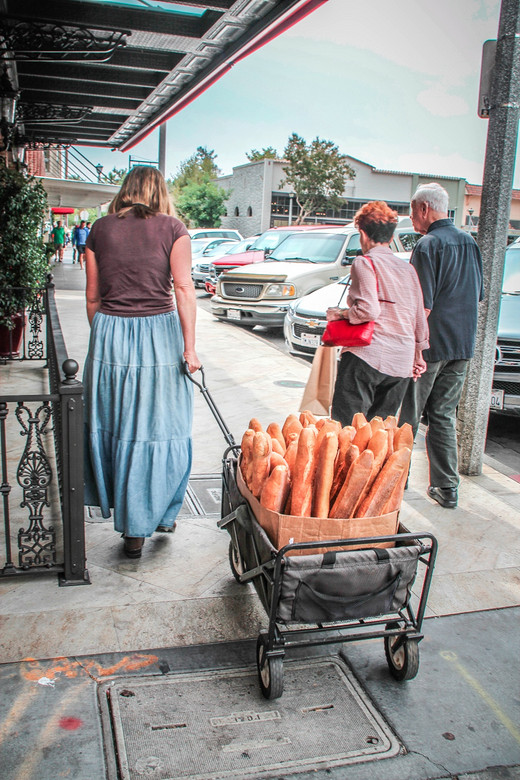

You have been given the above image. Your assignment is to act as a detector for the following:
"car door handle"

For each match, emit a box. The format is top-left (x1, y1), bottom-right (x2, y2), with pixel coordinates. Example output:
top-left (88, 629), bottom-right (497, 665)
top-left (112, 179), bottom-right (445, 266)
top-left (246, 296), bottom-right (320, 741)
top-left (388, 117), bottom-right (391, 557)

top-left (330, 276), bottom-right (339, 280)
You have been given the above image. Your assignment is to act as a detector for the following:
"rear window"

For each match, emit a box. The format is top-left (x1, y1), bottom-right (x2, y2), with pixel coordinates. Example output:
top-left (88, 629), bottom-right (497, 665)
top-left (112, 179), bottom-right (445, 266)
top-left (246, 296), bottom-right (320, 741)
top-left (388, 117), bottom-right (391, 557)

top-left (503, 247), bottom-right (520, 293)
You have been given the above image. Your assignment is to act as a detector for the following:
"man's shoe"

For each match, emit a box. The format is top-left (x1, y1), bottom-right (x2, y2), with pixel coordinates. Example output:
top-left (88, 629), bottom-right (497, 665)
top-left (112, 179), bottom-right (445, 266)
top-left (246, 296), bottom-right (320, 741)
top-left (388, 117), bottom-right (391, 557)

top-left (123, 536), bottom-right (145, 558)
top-left (427, 486), bottom-right (457, 509)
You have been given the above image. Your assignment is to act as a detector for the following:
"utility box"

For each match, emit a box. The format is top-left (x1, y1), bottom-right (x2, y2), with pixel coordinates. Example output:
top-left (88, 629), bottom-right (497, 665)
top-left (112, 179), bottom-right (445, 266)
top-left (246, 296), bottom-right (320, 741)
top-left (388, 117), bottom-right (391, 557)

top-left (478, 39), bottom-right (497, 118)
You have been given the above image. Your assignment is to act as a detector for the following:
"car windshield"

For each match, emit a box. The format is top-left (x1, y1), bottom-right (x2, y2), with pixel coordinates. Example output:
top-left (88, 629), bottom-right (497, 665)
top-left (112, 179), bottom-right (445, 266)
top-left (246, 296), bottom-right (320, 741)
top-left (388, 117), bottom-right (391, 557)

top-left (503, 247), bottom-right (520, 294)
top-left (223, 239), bottom-right (254, 256)
top-left (191, 239), bottom-right (208, 253)
top-left (251, 231), bottom-right (293, 251)
top-left (396, 230), bottom-right (421, 252)
top-left (203, 241), bottom-right (235, 257)
top-left (269, 233), bottom-right (345, 263)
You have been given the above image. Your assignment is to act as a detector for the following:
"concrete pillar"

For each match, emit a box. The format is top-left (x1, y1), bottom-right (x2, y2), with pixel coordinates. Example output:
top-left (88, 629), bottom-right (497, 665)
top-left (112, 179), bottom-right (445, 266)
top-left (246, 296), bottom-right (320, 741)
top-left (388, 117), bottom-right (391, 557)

top-left (158, 123), bottom-right (167, 176)
top-left (458, 0), bottom-right (520, 475)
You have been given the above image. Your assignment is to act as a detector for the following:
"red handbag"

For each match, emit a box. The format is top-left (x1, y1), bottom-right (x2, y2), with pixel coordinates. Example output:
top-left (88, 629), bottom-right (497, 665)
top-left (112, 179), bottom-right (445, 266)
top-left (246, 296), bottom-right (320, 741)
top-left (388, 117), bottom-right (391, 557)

top-left (321, 257), bottom-right (378, 347)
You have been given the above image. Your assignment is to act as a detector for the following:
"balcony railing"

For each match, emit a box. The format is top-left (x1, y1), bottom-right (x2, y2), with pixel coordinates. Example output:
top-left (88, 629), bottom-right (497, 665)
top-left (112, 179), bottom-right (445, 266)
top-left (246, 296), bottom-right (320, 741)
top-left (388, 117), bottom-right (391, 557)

top-left (0, 281), bottom-right (90, 585)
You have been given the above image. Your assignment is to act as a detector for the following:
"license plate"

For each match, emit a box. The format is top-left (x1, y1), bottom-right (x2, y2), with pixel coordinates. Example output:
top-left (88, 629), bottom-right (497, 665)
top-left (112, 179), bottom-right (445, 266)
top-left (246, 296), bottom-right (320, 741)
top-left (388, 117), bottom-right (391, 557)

top-left (490, 388), bottom-right (504, 410)
top-left (227, 309), bottom-right (241, 321)
top-left (301, 332), bottom-right (321, 347)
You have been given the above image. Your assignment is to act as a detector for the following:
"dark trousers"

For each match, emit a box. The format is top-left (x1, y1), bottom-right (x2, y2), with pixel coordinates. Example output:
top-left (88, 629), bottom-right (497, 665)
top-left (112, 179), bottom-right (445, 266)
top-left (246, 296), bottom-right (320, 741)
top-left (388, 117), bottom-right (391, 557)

top-left (399, 359), bottom-right (469, 489)
top-left (331, 351), bottom-right (408, 428)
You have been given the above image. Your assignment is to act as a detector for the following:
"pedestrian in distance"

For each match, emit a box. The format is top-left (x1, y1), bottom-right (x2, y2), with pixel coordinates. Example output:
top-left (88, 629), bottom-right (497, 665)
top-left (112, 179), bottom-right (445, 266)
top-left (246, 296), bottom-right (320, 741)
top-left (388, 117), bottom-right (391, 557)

top-left (76, 220), bottom-right (89, 269)
top-left (51, 220), bottom-right (65, 262)
top-left (71, 223), bottom-right (79, 263)
top-left (83, 166), bottom-right (201, 559)
top-left (327, 200), bottom-right (429, 426)
top-left (399, 182), bottom-right (484, 509)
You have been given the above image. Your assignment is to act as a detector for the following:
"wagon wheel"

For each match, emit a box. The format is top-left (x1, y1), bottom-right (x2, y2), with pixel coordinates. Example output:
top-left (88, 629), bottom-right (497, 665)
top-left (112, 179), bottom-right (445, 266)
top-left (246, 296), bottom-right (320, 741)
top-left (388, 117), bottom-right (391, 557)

top-left (384, 621), bottom-right (420, 681)
top-left (256, 633), bottom-right (284, 700)
top-left (228, 541), bottom-right (247, 583)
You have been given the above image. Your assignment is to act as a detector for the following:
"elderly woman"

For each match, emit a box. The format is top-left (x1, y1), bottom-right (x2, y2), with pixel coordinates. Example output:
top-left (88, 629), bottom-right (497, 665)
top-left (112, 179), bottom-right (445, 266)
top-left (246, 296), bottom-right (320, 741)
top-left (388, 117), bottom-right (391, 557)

top-left (328, 201), bottom-right (429, 427)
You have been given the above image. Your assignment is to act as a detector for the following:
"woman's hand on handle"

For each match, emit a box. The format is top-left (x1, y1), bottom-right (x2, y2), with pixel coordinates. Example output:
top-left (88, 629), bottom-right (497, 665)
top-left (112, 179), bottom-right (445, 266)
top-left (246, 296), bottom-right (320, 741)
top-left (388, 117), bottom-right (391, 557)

top-left (183, 349), bottom-right (201, 374)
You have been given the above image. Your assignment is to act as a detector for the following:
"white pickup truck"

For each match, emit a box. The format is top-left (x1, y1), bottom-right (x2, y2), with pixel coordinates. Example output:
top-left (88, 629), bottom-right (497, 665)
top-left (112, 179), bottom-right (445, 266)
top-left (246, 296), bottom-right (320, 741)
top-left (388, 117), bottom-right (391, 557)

top-left (210, 226), bottom-right (363, 328)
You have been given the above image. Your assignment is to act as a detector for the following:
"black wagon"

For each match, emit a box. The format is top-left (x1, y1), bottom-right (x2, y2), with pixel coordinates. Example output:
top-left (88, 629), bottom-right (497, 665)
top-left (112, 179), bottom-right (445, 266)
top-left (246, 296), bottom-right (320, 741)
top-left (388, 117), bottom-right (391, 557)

top-left (187, 366), bottom-right (438, 701)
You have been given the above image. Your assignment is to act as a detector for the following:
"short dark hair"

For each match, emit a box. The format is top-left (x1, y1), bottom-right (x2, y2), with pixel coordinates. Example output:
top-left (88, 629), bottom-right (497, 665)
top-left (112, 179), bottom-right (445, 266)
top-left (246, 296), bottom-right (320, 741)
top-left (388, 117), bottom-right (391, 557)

top-left (354, 201), bottom-right (398, 243)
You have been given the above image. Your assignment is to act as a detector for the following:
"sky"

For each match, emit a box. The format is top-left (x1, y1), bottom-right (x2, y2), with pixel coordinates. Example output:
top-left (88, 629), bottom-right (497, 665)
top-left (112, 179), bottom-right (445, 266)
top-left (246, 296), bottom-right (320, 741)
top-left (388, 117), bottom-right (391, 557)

top-left (84, 0), bottom-right (520, 189)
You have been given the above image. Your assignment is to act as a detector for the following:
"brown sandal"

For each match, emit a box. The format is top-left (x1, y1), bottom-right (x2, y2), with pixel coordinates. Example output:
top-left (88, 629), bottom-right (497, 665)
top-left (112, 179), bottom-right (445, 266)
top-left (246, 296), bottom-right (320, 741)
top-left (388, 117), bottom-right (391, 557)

top-left (123, 536), bottom-right (145, 558)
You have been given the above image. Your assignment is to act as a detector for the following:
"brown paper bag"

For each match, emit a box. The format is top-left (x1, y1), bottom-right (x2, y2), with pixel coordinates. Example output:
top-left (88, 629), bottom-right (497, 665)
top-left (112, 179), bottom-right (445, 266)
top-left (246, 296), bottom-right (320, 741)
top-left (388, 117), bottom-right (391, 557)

top-left (237, 459), bottom-right (398, 556)
top-left (299, 345), bottom-right (340, 417)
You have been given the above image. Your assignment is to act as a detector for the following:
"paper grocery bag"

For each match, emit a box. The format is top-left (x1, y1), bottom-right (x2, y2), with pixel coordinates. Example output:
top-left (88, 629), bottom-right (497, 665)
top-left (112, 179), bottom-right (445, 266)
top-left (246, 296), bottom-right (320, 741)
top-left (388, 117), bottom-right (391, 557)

top-left (299, 345), bottom-right (339, 417)
top-left (236, 460), bottom-right (398, 556)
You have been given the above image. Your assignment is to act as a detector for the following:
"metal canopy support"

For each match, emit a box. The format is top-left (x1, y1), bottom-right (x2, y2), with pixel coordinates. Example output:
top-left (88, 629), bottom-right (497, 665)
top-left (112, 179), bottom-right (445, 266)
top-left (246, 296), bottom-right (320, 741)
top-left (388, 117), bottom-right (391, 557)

top-left (158, 122), bottom-right (166, 176)
top-left (458, 0), bottom-right (520, 474)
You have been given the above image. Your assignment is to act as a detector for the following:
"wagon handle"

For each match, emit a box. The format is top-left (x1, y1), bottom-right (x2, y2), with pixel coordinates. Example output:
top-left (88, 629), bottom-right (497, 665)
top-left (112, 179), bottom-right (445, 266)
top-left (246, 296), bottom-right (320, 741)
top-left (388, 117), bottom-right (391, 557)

top-left (183, 361), bottom-right (237, 448)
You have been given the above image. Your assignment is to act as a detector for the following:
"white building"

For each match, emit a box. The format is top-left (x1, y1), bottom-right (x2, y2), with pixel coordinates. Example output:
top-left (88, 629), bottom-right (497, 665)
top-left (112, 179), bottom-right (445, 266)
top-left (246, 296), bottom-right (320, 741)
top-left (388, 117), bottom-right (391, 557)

top-left (216, 156), bottom-right (466, 237)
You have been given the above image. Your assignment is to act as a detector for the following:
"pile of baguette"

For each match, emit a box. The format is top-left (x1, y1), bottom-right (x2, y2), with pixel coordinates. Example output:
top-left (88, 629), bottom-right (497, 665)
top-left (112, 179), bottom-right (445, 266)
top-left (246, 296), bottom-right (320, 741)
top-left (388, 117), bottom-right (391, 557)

top-left (240, 411), bottom-right (413, 519)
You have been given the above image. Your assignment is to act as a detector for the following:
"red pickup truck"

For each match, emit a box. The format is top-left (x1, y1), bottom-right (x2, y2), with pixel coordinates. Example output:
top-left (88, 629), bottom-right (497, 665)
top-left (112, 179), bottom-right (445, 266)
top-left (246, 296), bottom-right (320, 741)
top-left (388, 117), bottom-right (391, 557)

top-left (204, 225), bottom-right (337, 294)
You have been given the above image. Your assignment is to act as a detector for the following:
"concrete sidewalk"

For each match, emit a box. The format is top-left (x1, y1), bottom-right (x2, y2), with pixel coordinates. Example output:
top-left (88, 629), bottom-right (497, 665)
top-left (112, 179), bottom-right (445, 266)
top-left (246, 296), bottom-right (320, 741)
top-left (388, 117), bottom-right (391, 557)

top-left (1, 256), bottom-right (519, 779)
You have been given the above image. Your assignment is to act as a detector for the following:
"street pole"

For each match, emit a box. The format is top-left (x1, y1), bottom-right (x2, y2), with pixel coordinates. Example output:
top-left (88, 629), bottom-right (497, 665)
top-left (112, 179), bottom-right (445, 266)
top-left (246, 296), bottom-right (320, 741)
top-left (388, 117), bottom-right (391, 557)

top-left (159, 123), bottom-right (166, 176)
top-left (458, 0), bottom-right (520, 475)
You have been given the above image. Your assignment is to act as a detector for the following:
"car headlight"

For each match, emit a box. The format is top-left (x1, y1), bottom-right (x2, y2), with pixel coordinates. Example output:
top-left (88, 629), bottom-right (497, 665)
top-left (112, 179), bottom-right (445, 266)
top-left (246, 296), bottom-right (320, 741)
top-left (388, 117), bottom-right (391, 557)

top-left (264, 283), bottom-right (296, 299)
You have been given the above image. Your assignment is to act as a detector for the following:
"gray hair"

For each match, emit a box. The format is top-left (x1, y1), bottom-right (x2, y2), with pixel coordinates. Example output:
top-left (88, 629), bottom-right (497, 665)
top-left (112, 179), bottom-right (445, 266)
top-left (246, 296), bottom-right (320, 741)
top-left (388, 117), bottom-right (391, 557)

top-left (411, 182), bottom-right (449, 213)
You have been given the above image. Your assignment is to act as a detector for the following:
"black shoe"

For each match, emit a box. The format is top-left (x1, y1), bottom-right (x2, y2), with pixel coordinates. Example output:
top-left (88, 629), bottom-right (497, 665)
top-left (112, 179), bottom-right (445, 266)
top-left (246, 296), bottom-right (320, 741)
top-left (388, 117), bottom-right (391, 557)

top-left (123, 536), bottom-right (145, 558)
top-left (427, 486), bottom-right (457, 509)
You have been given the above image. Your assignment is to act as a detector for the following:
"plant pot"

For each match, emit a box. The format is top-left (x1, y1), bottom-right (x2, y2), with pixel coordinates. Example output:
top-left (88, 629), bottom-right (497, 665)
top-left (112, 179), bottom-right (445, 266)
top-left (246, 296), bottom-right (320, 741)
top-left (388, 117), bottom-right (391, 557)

top-left (0, 313), bottom-right (25, 358)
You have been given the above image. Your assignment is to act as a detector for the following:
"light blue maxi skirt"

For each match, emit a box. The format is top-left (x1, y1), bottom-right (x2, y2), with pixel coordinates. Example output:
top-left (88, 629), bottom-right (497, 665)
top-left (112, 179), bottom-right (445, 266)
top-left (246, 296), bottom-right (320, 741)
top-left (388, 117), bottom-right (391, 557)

top-left (83, 310), bottom-right (193, 537)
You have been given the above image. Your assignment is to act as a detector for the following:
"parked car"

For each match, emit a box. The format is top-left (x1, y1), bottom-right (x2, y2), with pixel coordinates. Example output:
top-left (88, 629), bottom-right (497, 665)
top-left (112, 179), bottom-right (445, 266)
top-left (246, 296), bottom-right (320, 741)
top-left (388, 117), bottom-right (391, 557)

top-left (188, 228), bottom-right (242, 241)
top-left (203, 238), bottom-right (258, 294)
top-left (284, 240), bottom-right (520, 416)
top-left (205, 225), bottom-right (340, 294)
top-left (210, 225), bottom-right (415, 328)
top-left (492, 240), bottom-right (520, 414)
top-left (191, 238), bottom-right (240, 287)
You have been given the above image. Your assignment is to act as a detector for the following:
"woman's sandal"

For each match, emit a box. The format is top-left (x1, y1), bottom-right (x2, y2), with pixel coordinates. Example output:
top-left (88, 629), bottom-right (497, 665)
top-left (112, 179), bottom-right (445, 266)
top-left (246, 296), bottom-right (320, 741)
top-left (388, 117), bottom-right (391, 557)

top-left (156, 522), bottom-right (177, 533)
top-left (123, 536), bottom-right (145, 558)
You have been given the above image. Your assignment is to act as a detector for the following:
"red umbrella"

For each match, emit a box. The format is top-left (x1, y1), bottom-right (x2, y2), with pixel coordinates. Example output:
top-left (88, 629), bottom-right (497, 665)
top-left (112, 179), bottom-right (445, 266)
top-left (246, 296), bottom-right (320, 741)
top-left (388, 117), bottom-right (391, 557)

top-left (51, 207), bottom-right (75, 214)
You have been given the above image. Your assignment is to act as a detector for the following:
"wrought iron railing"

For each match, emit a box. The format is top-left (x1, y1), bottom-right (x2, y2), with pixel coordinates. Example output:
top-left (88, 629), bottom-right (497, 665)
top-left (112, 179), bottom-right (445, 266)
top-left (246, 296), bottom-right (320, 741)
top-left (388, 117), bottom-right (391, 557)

top-left (0, 280), bottom-right (90, 585)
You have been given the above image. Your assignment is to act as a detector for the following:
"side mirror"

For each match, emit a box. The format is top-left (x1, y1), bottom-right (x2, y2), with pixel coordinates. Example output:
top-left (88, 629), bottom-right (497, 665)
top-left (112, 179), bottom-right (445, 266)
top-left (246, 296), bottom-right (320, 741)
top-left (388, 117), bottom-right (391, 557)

top-left (341, 256), bottom-right (351, 266)
top-left (264, 248), bottom-right (272, 257)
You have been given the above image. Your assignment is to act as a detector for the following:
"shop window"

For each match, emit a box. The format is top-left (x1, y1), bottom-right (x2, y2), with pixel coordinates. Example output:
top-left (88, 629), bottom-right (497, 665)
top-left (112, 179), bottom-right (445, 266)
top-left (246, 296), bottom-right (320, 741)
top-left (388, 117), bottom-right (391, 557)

top-left (234, 206), bottom-right (240, 216)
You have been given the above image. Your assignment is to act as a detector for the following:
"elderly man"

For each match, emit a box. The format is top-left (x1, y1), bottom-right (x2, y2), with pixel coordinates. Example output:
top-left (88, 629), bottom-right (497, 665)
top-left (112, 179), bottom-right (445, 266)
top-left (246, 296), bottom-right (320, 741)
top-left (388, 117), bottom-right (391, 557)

top-left (399, 183), bottom-right (483, 508)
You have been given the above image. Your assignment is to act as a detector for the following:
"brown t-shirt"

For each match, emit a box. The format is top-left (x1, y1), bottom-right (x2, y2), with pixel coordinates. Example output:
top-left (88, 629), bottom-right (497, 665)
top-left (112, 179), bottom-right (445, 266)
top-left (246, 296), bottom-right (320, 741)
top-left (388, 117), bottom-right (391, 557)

top-left (85, 212), bottom-right (189, 317)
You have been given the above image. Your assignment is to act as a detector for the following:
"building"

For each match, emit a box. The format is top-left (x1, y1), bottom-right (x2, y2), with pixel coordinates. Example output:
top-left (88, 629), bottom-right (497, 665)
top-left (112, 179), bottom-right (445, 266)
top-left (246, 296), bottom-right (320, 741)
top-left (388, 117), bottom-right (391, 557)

top-left (216, 156), bottom-right (467, 237)
top-left (464, 183), bottom-right (520, 238)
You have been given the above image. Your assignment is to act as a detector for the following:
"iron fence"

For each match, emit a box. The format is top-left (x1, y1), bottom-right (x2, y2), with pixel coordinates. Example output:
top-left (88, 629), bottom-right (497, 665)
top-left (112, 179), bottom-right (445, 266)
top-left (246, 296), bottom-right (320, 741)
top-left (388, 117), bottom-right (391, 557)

top-left (0, 281), bottom-right (90, 585)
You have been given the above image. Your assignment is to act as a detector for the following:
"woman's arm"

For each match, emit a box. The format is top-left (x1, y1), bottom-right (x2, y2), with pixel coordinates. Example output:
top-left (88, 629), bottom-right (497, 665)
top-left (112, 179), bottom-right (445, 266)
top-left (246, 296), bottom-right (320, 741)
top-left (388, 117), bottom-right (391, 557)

top-left (170, 234), bottom-right (201, 374)
top-left (85, 247), bottom-right (101, 325)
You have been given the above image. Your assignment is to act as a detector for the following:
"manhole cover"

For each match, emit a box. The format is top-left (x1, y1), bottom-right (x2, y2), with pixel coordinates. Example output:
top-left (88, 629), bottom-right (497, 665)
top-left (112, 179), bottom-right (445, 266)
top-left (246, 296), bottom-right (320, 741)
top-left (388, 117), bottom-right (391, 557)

top-left (178, 475), bottom-right (221, 517)
top-left (99, 657), bottom-right (400, 779)
top-left (273, 380), bottom-right (306, 388)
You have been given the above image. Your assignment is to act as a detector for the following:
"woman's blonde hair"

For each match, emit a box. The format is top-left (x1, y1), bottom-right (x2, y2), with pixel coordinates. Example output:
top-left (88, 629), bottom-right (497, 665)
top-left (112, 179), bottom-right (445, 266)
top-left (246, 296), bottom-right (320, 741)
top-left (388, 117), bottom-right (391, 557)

top-left (109, 166), bottom-right (176, 218)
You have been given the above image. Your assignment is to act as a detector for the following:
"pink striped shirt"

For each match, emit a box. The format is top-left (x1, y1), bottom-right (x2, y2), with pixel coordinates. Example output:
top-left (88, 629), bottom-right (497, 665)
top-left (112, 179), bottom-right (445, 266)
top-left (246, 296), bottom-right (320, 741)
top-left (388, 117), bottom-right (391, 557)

top-left (343, 246), bottom-right (429, 378)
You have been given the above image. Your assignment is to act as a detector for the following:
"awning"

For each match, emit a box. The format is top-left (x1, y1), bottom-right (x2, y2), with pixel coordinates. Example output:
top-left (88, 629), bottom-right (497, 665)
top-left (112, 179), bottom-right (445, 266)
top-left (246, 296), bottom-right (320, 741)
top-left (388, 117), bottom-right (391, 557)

top-left (0, 0), bottom-right (329, 151)
top-left (51, 207), bottom-right (76, 214)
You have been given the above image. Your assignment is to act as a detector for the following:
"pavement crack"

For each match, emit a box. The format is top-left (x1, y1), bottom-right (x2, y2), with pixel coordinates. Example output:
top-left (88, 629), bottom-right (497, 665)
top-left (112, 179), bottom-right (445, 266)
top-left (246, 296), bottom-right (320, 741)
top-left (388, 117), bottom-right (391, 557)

top-left (406, 748), bottom-right (452, 777)
top-left (73, 657), bottom-right (100, 682)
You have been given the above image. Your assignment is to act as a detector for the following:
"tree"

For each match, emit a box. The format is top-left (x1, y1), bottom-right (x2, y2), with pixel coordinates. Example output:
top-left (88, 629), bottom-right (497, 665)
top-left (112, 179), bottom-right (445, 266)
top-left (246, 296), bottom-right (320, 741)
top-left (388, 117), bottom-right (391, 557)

top-left (170, 146), bottom-right (220, 194)
top-left (105, 167), bottom-right (127, 184)
top-left (246, 146), bottom-right (279, 162)
top-left (281, 134), bottom-right (355, 224)
top-left (175, 180), bottom-right (228, 227)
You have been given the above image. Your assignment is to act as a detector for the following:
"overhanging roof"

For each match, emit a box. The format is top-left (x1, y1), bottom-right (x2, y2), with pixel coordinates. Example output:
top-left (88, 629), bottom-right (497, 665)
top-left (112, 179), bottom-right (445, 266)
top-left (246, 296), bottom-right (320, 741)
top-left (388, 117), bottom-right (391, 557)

top-left (41, 177), bottom-right (120, 208)
top-left (1, 0), bottom-right (327, 152)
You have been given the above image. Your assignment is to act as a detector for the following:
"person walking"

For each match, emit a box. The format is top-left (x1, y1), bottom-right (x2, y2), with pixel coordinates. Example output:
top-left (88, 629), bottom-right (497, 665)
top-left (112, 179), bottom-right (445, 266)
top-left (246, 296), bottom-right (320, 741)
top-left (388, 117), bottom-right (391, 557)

top-left (76, 220), bottom-right (90, 269)
top-left (51, 220), bottom-right (65, 262)
top-left (327, 201), bottom-right (429, 426)
top-left (83, 166), bottom-right (201, 559)
top-left (71, 223), bottom-right (79, 263)
top-left (399, 183), bottom-right (484, 508)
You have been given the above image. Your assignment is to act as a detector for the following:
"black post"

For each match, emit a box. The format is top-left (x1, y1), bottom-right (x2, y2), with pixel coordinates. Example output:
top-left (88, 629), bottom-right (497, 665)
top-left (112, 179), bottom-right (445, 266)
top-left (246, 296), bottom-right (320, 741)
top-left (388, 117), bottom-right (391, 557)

top-left (59, 359), bottom-right (90, 585)
top-left (458, 0), bottom-right (520, 474)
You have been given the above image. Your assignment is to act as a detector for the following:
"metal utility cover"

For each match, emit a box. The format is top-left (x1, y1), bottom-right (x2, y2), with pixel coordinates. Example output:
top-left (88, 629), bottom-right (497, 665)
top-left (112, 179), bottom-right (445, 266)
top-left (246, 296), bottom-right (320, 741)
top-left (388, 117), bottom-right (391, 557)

top-left (99, 657), bottom-right (400, 779)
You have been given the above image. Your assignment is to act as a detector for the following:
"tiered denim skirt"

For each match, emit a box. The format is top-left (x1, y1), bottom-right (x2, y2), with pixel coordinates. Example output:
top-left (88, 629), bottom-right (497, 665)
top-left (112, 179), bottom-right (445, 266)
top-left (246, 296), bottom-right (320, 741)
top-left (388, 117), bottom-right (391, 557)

top-left (83, 310), bottom-right (193, 538)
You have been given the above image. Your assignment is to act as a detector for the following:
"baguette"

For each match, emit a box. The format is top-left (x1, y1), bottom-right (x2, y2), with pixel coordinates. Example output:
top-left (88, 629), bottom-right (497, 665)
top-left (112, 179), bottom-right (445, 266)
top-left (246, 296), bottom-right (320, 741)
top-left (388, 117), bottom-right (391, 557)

top-left (330, 426), bottom-right (356, 503)
top-left (270, 436), bottom-right (285, 456)
top-left (251, 431), bottom-right (272, 498)
top-left (330, 448), bottom-right (374, 518)
top-left (383, 464), bottom-right (409, 514)
top-left (385, 426), bottom-right (395, 461)
top-left (312, 431), bottom-right (339, 518)
top-left (240, 429), bottom-right (255, 486)
top-left (249, 417), bottom-right (263, 432)
top-left (359, 428), bottom-right (389, 505)
top-left (352, 422), bottom-right (372, 452)
top-left (283, 432), bottom-right (299, 477)
top-left (269, 451), bottom-right (288, 472)
top-left (267, 422), bottom-right (286, 453)
top-left (300, 410), bottom-right (318, 428)
top-left (331, 442), bottom-right (360, 504)
top-left (260, 465), bottom-right (290, 513)
top-left (352, 412), bottom-right (368, 430)
top-left (290, 426), bottom-right (317, 517)
top-left (394, 422), bottom-right (414, 451)
top-left (369, 416), bottom-right (385, 435)
top-left (357, 447), bottom-right (411, 517)
top-left (282, 414), bottom-right (303, 446)
top-left (316, 419), bottom-right (340, 453)
top-left (384, 415), bottom-right (398, 429)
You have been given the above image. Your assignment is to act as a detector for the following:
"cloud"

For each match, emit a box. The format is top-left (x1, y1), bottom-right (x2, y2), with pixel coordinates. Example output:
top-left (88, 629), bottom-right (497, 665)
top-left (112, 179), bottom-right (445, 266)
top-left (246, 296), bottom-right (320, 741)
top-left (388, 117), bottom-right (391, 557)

top-left (394, 150), bottom-right (486, 183)
top-left (417, 83), bottom-right (470, 117)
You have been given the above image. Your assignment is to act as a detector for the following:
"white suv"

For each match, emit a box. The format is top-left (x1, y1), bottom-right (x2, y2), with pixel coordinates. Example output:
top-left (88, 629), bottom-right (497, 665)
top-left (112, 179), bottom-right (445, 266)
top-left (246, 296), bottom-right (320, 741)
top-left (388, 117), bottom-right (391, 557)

top-left (188, 228), bottom-right (242, 241)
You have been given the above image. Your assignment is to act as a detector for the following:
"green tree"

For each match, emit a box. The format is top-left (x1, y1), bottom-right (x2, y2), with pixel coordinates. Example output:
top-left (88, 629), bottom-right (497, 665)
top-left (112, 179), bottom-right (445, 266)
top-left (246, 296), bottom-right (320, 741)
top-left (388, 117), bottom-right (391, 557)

top-left (246, 146), bottom-right (279, 162)
top-left (170, 146), bottom-right (220, 195)
top-left (105, 167), bottom-right (127, 184)
top-left (175, 180), bottom-right (228, 228)
top-left (282, 133), bottom-right (355, 224)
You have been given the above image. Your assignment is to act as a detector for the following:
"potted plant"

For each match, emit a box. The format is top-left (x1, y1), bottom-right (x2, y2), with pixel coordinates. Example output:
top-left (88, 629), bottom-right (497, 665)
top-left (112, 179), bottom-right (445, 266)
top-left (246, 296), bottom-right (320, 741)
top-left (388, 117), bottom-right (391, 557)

top-left (0, 165), bottom-right (49, 357)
